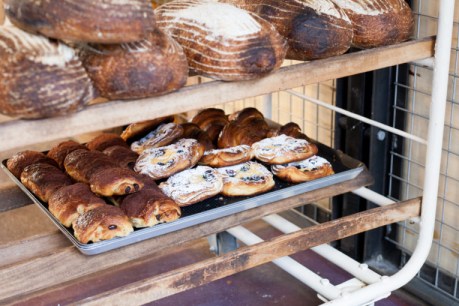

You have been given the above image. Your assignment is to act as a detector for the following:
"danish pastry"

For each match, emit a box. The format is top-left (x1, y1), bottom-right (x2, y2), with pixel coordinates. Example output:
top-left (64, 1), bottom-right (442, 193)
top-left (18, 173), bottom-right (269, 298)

top-left (159, 166), bottom-right (224, 206)
top-left (130, 123), bottom-right (184, 154)
top-left (72, 205), bottom-right (134, 244)
top-left (217, 161), bottom-right (274, 197)
top-left (7, 150), bottom-right (58, 179)
top-left (48, 183), bottom-right (106, 227)
top-left (103, 145), bottom-right (139, 170)
top-left (120, 115), bottom-right (175, 142)
top-left (20, 163), bottom-right (73, 202)
top-left (134, 138), bottom-right (205, 180)
top-left (86, 133), bottom-right (129, 152)
top-left (252, 134), bottom-right (318, 164)
top-left (200, 145), bottom-right (253, 168)
top-left (271, 155), bottom-right (335, 183)
top-left (270, 122), bottom-right (311, 142)
top-left (47, 141), bottom-right (87, 170)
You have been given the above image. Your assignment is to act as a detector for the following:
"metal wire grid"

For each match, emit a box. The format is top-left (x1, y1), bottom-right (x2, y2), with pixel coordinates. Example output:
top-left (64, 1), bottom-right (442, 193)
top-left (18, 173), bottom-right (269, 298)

top-left (386, 0), bottom-right (459, 300)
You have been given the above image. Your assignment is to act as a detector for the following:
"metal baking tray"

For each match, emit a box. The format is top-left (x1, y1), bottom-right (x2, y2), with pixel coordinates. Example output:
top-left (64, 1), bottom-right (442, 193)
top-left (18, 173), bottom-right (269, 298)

top-left (1, 141), bottom-right (366, 255)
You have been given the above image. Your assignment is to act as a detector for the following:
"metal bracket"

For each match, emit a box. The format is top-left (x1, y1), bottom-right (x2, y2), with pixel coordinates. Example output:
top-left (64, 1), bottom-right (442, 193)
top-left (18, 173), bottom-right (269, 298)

top-left (207, 231), bottom-right (239, 256)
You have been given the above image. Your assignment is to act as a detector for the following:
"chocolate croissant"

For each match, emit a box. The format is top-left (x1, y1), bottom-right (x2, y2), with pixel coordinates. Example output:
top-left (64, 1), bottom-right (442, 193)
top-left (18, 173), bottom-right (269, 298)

top-left (20, 163), bottom-right (73, 202)
top-left (47, 140), bottom-right (88, 169)
top-left (89, 168), bottom-right (144, 197)
top-left (48, 183), bottom-right (106, 227)
top-left (103, 145), bottom-right (139, 170)
top-left (7, 150), bottom-right (58, 179)
top-left (64, 149), bottom-right (118, 184)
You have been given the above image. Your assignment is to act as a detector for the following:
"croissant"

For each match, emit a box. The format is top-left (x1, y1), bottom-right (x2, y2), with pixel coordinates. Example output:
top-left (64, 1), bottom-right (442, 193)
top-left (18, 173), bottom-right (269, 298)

top-left (86, 133), bottom-right (129, 152)
top-left (7, 150), bottom-right (59, 179)
top-left (47, 140), bottom-right (88, 170)
top-left (48, 183), bottom-right (106, 227)
top-left (20, 163), bottom-right (73, 202)
top-left (227, 107), bottom-right (264, 122)
top-left (103, 145), bottom-right (139, 170)
top-left (180, 123), bottom-right (214, 151)
top-left (271, 122), bottom-right (312, 142)
top-left (72, 205), bottom-right (134, 244)
top-left (218, 116), bottom-right (270, 148)
top-left (191, 108), bottom-right (229, 145)
top-left (89, 168), bottom-right (144, 197)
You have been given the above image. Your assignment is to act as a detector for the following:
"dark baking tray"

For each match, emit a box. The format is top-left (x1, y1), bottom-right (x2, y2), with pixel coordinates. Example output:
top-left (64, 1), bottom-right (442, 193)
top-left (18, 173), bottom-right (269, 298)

top-left (1, 141), bottom-right (366, 255)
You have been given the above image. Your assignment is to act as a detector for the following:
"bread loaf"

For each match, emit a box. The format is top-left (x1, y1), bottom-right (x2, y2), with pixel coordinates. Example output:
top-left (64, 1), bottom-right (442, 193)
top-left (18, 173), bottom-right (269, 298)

top-left (155, 0), bottom-right (287, 81)
top-left (4, 0), bottom-right (155, 43)
top-left (0, 22), bottom-right (94, 119)
top-left (221, 0), bottom-right (353, 60)
top-left (79, 28), bottom-right (189, 100)
top-left (331, 0), bottom-right (413, 48)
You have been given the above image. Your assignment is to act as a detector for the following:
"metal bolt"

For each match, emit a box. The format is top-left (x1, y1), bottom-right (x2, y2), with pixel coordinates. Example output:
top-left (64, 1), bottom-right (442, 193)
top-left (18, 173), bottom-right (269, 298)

top-left (377, 130), bottom-right (386, 141)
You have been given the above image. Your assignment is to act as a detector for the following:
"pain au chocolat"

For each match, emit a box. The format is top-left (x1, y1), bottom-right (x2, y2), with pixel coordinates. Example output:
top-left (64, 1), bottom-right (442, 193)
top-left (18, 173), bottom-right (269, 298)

top-left (4, 0), bottom-right (155, 43)
top-left (0, 22), bottom-right (94, 119)
top-left (221, 0), bottom-right (353, 60)
top-left (155, 0), bottom-right (287, 81)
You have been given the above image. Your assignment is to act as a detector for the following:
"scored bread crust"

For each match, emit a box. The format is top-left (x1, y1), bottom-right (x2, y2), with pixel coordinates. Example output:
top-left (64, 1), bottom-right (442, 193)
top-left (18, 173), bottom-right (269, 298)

top-left (200, 145), bottom-right (253, 168)
top-left (271, 155), bottom-right (335, 183)
top-left (217, 161), bottom-right (275, 197)
top-left (72, 205), bottom-right (133, 244)
top-left (251, 134), bottom-right (318, 165)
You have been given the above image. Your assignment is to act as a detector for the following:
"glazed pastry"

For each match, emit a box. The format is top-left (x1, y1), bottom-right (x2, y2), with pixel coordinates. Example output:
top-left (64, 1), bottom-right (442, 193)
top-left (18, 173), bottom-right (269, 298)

top-left (270, 122), bottom-right (311, 142)
top-left (120, 115), bottom-right (175, 142)
top-left (5, 0), bottom-right (155, 43)
top-left (103, 145), bottom-right (139, 169)
top-left (191, 108), bottom-right (229, 145)
top-left (79, 28), bottom-right (188, 100)
top-left (251, 134), bottom-right (318, 164)
top-left (47, 140), bottom-right (88, 170)
top-left (134, 138), bottom-right (205, 180)
top-left (89, 167), bottom-right (144, 197)
top-left (159, 166), bottom-right (223, 206)
top-left (227, 107), bottom-right (264, 122)
top-left (48, 183), bottom-right (106, 227)
top-left (72, 205), bottom-right (134, 244)
top-left (200, 145), bottom-right (252, 168)
top-left (120, 182), bottom-right (181, 228)
top-left (155, 0), bottom-right (286, 81)
top-left (218, 116), bottom-right (270, 148)
top-left (64, 149), bottom-right (118, 184)
top-left (20, 163), bottom-right (73, 202)
top-left (271, 155), bottom-right (335, 183)
top-left (7, 150), bottom-right (58, 179)
top-left (130, 123), bottom-right (184, 154)
top-left (217, 161), bottom-right (275, 196)
top-left (86, 133), bottom-right (129, 152)
top-left (180, 123), bottom-right (214, 151)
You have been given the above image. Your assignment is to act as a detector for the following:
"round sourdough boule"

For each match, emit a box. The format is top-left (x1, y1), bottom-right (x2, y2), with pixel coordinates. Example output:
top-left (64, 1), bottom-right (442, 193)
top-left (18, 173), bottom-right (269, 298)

top-left (216, 161), bottom-right (275, 197)
top-left (4, 0), bottom-right (155, 43)
top-left (331, 0), bottom-right (414, 48)
top-left (251, 134), bottom-right (318, 165)
top-left (200, 145), bottom-right (253, 168)
top-left (79, 28), bottom-right (189, 100)
top-left (271, 155), bottom-right (335, 183)
top-left (158, 166), bottom-right (224, 206)
top-left (0, 23), bottom-right (94, 119)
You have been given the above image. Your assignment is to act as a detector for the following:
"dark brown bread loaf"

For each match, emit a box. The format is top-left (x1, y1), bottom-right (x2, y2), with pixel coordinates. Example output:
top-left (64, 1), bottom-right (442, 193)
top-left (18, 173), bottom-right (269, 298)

top-left (0, 22), bottom-right (94, 119)
top-left (221, 0), bottom-right (353, 60)
top-left (79, 28), bottom-right (189, 100)
top-left (331, 0), bottom-right (413, 48)
top-left (4, 0), bottom-right (155, 43)
top-left (155, 0), bottom-right (287, 81)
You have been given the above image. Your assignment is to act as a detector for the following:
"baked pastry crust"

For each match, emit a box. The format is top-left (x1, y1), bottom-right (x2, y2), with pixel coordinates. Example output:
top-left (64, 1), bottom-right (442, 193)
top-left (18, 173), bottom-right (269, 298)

top-left (218, 116), bottom-right (270, 148)
top-left (47, 140), bottom-right (87, 170)
top-left (217, 161), bottom-right (274, 196)
top-left (200, 145), bottom-right (253, 168)
top-left (7, 150), bottom-right (58, 178)
top-left (252, 134), bottom-right (318, 164)
top-left (89, 167), bottom-right (144, 197)
top-left (180, 123), bottom-right (214, 151)
top-left (120, 182), bottom-right (181, 228)
top-left (86, 133), bottom-right (129, 152)
top-left (159, 166), bottom-right (223, 206)
top-left (228, 107), bottom-right (264, 122)
top-left (120, 115), bottom-right (175, 142)
top-left (20, 163), bottom-right (73, 202)
top-left (103, 145), bottom-right (139, 170)
top-left (48, 183), bottom-right (106, 227)
top-left (134, 138), bottom-right (205, 180)
top-left (64, 149), bottom-right (118, 184)
top-left (130, 123), bottom-right (184, 154)
top-left (191, 108), bottom-right (229, 145)
top-left (270, 122), bottom-right (311, 142)
top-left (271, 155), bottom-right (335, 183)
top-left (72, 205), bottom-right (133, 244)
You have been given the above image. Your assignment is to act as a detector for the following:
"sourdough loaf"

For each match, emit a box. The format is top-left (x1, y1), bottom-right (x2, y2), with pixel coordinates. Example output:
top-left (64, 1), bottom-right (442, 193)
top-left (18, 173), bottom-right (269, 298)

top-left (0, 22), bottom-right (94, 119)
top-left (79, 28), bottom-right (188, 100)
top-left (222, 0), bottom-right (353, 60)
top-left (4, 0), bottom-right (155, 43)
top-left (331, 0), bottom-right (413, 48)
top-left (155, 0), bottom-right (286, 81)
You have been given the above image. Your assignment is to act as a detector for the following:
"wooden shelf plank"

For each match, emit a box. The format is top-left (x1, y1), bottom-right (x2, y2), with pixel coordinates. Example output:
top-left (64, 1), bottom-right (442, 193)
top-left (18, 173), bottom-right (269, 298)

top-left (0, 37), bottom-right (435, 152)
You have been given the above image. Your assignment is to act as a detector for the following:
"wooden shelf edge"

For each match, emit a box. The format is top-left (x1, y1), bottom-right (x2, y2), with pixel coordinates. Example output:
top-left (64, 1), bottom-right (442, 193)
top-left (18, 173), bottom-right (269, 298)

top-left (8, 197), bottom-right (422, 306)
top-left (0, 37), bottom-right (435, 152)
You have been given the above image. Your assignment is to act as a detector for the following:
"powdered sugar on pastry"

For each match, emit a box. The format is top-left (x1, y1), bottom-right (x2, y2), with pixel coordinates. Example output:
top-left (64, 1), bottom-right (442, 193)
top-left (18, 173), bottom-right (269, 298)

top-left (252, 135), bottom-right (312, 163)
top-left (217, 161), bottom-right (272, 183)
top-left (272, 155), bottom-right (330, 171)
top-left (204, 145), bottom-right (251, 156)
top-left (131, 123), bottom-right (182, 153)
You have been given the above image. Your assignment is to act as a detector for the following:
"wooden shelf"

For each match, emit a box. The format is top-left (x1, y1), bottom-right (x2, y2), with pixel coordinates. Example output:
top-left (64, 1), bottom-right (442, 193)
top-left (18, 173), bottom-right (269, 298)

top-left (0, 37), bottom-right (435, 152)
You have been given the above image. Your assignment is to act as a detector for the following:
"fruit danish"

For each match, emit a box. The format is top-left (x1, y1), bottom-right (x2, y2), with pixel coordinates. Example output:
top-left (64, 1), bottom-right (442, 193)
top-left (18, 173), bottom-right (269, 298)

top-left (271, 155), bottom-right (335, 183)
top-left (120, 115), bottom-right (175, 142)
top-left (200, 145), bottom-right (253, 168)
top-left (130, 122), bottom-right (184, 154)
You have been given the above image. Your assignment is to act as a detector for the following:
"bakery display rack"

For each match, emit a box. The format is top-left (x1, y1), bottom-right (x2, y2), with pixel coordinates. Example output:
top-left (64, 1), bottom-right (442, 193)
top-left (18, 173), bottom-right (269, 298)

top-left (0, 0), bottom-right (453, 304)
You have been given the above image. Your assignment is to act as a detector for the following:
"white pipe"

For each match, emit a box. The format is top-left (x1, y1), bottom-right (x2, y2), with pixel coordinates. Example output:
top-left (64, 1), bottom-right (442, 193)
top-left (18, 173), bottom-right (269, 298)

top-left (323, 0), bottom-right (455, 304)
top-left (262, 214), bottom-right (382, 285)
top-left (351, 187), bottom-right (395, 206)
top-left (226, 226), bottom-right (343, 300)
top-left (412, 57), bottom-right (435, 69)
top-left (286, 90), bottom-right (428, 145)
top-left (262, 94), bottom-right (273, 120)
